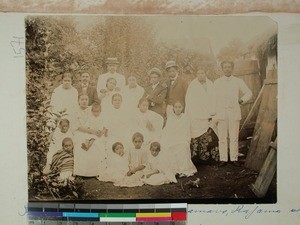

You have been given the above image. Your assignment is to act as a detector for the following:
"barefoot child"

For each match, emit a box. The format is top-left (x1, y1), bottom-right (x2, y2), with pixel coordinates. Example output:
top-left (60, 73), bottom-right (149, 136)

top-left (44, 137), bottom-right (75, 181)
top-left (114, 132), bottom-right (147, 187)
top-left (142, 142), bottom-right (177, 185)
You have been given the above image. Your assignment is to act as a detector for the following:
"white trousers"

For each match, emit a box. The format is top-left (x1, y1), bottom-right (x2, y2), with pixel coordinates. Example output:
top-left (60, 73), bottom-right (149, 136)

top-left (217, 119), bottom-right (240, 162)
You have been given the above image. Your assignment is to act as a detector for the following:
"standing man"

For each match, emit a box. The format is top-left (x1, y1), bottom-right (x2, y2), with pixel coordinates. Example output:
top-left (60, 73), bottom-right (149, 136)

top-left (214, 61), bottom-right (252, 167)
top-left (165, 60), bottom-right (188, 117)
top-left (76, 72), bottom-right (99, 106)
top-left (143, 67), bottom-right (167, 117)
top-left (97, 57), bottom-right (126, 97)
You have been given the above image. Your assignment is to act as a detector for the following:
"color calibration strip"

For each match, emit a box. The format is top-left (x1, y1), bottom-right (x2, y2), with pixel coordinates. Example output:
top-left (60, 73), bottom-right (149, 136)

top-left (27, 203), bottom-right (187, 223)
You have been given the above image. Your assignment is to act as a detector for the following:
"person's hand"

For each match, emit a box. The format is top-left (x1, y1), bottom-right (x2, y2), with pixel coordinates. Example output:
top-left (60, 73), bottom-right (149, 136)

top-left (238, 99), bottom-right (244, 104)
top-left (146, 121), bottom-right (154, 131)
top-left (43, 165), bottom-right (51, 175)
top-left (103, 128), bottom-right (108, 137)
top-left (96, 130), bottom-right (103, 137)
top-left (146, 174), bottom-right (151, 179)
top-left (100, 89), bottom-right (107, 94)
top-left (127, 170), bottom-right (133, 176)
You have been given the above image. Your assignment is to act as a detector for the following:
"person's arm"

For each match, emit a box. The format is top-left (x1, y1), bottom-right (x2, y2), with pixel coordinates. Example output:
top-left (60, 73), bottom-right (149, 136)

top-left (147, 86), bottom-right (167, 104)
top-left (145, 169), bottom-right (159, 178)
top-left (239, 79), bottom-right (253, 104)
top-left (131, 165), bottom-right (146, 174)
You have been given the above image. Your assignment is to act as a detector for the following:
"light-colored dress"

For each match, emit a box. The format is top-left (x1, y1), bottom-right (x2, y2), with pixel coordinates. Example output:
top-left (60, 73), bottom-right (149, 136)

top-left (50, 84), bottom-right (78, 118)
top-left (161, 113), bottom-right (197, 177)
top-left (114, 147), bottom-right (147, 187)
top-left (141, 153), bottom-right (177, 186)
top-left (72, 107), bottom-right (104, 177)
top-left (122, 85), bottom-right (145, 113)
top-left (131, 109), bottom-right (164, 146)
top-left (46, 128), bottom-right (73, 166)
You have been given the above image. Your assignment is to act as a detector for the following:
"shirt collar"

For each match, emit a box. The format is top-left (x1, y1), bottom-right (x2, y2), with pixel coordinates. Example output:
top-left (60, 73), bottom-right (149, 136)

top-left (170, 74), bottom-right (178, 82)
top-left (224, 75), bottom-right (232, 81)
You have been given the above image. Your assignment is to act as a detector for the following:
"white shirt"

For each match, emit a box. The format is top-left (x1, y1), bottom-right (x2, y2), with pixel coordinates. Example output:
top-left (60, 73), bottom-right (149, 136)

top-left (214, 75), bottom-right (252, 120)
top-left (151, 82), bottom-right (159, 90)
top-left (97, 72), bottom-right (126, 96)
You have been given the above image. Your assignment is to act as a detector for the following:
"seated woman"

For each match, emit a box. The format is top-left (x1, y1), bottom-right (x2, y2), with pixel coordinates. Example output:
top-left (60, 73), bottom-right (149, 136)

top-left (44, 137), bottom-right (74, 181)
top-left (161, 101), bottom-right (197, 177)
top-left (141, 142), bottom-right (177, 186)
top-left (131, 98), bottom-right (164, 147)
top-left (71, 94), bottom-right (105, 177)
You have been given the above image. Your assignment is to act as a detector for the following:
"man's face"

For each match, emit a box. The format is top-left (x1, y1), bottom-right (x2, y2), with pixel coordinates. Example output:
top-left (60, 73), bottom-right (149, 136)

top-left (107, 64), bottom-right (118, 73)
top-left (167, 67), bottom-right (178, 79)
top-left (81, 73), bottom-right (90, 85)
top-left (222, 63), bottom-right (234, 77)
top-left (149, 73), bottom-right (159, 85)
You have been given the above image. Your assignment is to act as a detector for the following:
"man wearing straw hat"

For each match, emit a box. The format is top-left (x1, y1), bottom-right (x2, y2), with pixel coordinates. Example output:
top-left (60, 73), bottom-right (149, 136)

top-left (165, 60), bottom-right (188, 117)
top-left (214, 60), bottom-right (252, 167)
top-left (97, 57), bottom-right (126, 97)
top-left (143, 67), bottom-right (167, 117)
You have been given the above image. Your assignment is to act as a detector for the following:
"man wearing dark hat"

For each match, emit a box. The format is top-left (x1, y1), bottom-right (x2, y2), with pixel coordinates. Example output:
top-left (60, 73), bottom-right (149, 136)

top-left (143, 67), bottom-right (167, 117)
top-left (165, 60), bottom-right (188, 117)
top-left (76, 72), bottom-right (99, 106)
top-left (96, 57), bottom-right (126, 97)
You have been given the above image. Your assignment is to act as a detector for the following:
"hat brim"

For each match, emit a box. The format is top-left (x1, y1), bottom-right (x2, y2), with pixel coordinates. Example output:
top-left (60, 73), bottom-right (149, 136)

top-left (165, 65), bottom-right (178, 70)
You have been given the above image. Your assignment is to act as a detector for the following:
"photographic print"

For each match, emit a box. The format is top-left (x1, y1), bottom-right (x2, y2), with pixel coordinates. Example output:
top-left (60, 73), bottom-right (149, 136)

top-left (26, 15), bottom-right (277, 203)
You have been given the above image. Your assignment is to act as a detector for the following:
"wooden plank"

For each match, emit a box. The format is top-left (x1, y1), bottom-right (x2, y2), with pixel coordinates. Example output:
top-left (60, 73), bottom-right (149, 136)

top-left (245, 82), bottom-right (277, 171)
top-left (250, 138), bottom-right (277, 197)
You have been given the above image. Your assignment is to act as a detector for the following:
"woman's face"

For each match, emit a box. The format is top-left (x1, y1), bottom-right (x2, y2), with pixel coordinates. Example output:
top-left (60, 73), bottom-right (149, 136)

top-left (112, 96), bottom-right (122, 109)
top-left (62, 77), bottom-right (72, 89)
top-left (128, 76), bottom-right (137, 88)
top-left (106, 79), bottom-right (117, 91)
top-left (196, 69), bottom-right (206, 82)
top-left (78, 95), bottom-right (89, 108)
top-left (173, 102), bottom-right (183, 115)
top-left (139, 101), bottom-right (149, 113)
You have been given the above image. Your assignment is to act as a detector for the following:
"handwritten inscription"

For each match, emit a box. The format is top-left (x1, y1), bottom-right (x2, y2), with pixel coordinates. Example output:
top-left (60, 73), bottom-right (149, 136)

top-left (10, 36), bottom-right (25, 58)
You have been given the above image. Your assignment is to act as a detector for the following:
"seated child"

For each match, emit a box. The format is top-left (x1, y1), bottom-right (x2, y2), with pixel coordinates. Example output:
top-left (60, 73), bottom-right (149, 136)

top-left (114, 132), bottom-right (147, 187)
top-left (98, 142), bottom-right (129, 183)
top-left (44, 137), bottom-right (74, 181)
top-left (142, 142), bottom-right (177, 186)
top-left (43, 118), bottom-right (73, 174)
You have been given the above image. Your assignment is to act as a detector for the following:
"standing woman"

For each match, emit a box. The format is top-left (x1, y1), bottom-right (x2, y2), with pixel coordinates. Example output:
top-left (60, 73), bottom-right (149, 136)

top-left (50, 72), bottom-right (78, 117)
top-left (185, 69), bottom-right (219, 162)
top-left (99, 77), bottom-right (120, 113)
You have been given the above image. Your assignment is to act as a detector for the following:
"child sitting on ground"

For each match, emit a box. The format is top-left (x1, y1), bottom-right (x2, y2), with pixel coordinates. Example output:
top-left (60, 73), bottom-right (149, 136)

top-left (44, 137), bottom-right (75, 181)
top-left (142, 142), bottom-right (177, 185)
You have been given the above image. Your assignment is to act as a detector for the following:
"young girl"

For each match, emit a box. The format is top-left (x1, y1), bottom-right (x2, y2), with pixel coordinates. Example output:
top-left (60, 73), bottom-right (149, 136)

top-left (161, 101), bottom-right (197, 177)
top-left (114, 132), bottom-right (147, 187)
top-left (50, 72), bottom-right (78, 117)
top-left (72, 94), bottom-right (103, 177)
top-left (142, 142), bottom-right (177, 186)
top-left (44, 137), bottom-right (75, 181)
top-left (98, 142), bottom-right (129, 183)
top-left (131, 98), bottom-right (164, 147)
top-left (43, 119), bottom-right (73, 174)
top-left (99, 77), bottom-right (120, 113)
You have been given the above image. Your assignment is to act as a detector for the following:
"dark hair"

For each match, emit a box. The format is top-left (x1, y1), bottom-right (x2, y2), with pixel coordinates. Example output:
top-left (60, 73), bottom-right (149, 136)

top-left (138, 97), bottom-right (149, 107)
top-left (78, 93), bottom-right (89, 101)
top-left (62, 137), bottom-right (73, 147)
top-left (62, 72), bottom-right (72, 80)
top-left (106, 77), bottom-right (117, 87)
top-left (150, 142), bottom-right (161, 151)
top-left (112, 142), bottom-right (123, 152)
top-left (59, 118), bottom-right (70, 126)
top-left (132, 132), bottom-right (144, 142)
top-left (112, 93), bottom-right (122, 102)
top-left (221, 60), bottom-right (234, 68)
top-left (91, 103), bottom-right (101, 112)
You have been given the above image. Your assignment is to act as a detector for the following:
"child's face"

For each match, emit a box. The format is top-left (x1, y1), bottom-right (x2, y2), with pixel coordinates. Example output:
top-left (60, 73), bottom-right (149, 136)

top-left (114, 144), bottom-right (124, 156)
top-left (150, 146), bottom-right (160, 157)
top-left (133, 137), bottom-right (143, 149)
top-left (173, 102), bottom-right (183, 115)
top-left (106, 79), bottom-right (117, 91)
top-left (92, 108), bottom-right (101, 117)
top-left (60, 121), bottom-right (69, 133)
top-left (79, 95), bottom-right (89, 108)
top-left (63, 140), bottom-right (73, 153)
top-left (112, 96), bottom-right (122, 109)
top-left (62, 77), bottom-right (72, 89)
top-left (139, 101), bottom-right (149, 113)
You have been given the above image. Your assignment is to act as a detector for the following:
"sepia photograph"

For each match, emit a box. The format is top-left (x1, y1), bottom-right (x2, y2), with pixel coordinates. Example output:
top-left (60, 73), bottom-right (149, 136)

top-left (26, 15), bottom-right (277, 203)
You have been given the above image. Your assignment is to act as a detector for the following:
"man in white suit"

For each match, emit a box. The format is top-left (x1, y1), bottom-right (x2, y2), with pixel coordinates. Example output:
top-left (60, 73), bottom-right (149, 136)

top-left (214, 61), bottom-right (252, 167)
top-left (97, 57), bottom-right (126, 97)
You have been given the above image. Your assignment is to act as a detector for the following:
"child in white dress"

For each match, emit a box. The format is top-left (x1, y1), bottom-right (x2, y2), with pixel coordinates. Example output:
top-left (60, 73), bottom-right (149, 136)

top-left (98, 142), bottom-right (129, 183)
top-left (114, 132), bottom-right (147, 187)
top-left (142, 142), bottom-right (177, 186)
top-left (43, 119), bottom-right (73, 174)
top-left (161, 101), bottom-right (197, 177)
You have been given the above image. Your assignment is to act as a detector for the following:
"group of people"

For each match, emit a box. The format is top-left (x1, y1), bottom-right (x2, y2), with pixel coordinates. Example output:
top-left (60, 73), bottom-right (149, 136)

top-left (42, 57), bottom-right (252, 187)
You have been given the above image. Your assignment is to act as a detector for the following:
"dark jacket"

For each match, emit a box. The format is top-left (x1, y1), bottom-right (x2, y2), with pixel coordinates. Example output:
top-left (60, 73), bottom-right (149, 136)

top-left (76, 84), bottom-right (99, 106)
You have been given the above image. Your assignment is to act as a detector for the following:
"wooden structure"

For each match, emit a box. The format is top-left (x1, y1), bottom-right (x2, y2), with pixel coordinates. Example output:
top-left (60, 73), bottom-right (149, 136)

top-left (245, 75), bottom-right (277, 172)
top-left (250, 138), bottom-right (277, 197)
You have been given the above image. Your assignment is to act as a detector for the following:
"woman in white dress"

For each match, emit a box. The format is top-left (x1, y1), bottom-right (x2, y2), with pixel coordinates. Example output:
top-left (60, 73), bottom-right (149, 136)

top-left (122, 75), bottom-right (145, 113)
top-left (131, 98), bottom-right (164, 147)
top-left (50, 72), bottom-right (78, 118)
top-left (99, 77), bottom-right (121, 113)
top-left (161, 101), bottom-right (197, 177)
